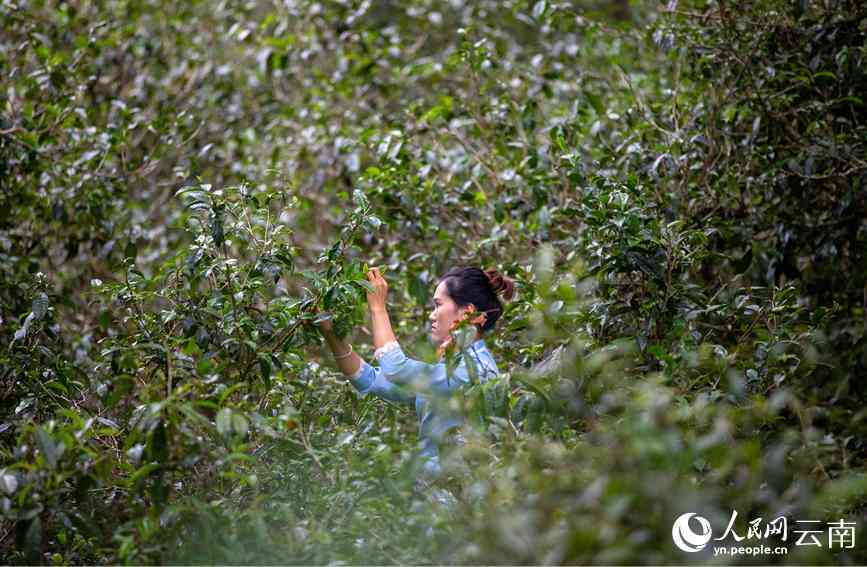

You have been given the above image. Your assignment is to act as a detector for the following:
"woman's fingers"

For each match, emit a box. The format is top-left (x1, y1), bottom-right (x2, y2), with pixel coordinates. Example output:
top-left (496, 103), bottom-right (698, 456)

top-left (365, 266), bottom-right (389, 309)
top-left (367, 266), bottom-right (386, 281)
top-left (310, 309), bottom-right (333, 330)
top-left (367, 268), bottom-right (387, 289)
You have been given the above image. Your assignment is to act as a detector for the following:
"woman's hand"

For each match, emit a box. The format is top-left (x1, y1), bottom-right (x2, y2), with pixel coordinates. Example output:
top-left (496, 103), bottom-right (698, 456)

top-left (315, 315), bottom-right (334, 333)
top-left (303, 307), bottom-right (334, 334)
top-left (304, 308), bottom-right (360, 377)
top-left (366, 266), bottom-right (388, 311)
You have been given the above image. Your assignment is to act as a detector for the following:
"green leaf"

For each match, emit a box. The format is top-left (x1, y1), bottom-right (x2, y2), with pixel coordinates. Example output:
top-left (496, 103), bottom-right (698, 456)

top-left (24, 516), bottom-right (42, 564)
top-left (32, 293), bottom-right (49, 320)
top-left (13, 312), bottom-right (36, 343)
top-left (352, 279), bottom-right (376, 294)
top-left (150, 422), bottom-right (168, 462)
top-left (218, 382), bottom-right (247, 405)
top-left (210, 205), bottom-right (225, 248)
top-left (364, 215), bottom-right (382, 231)
top-left (462, 350), bottom-right (479, 385)
top-left (258, 355), bottom-right (272, 388)
top-left (225, 452), bottom-right (255, 463)
top-left (231, 413), bottom-right (249, 437)
top-left (352, 189), bottom-right (369, 209)
top-left (124, 239), bottom-right (138, 260)
top-left (129, 462), bottom-right (161, 491)
top-left (35, 426), bottom-right (62, 468)
top-left (0, 470), bottom-right (18, 495)
top-left (453, 325), bottom-right (476, 351)
top-left (216, 408), bottom-right (232, 435)
top-left (585, 91), bottom-right (604, 115)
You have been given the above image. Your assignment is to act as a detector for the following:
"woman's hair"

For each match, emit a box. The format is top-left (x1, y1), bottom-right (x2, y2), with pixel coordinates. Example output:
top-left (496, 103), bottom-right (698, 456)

top-left (438, 266), bottom-right (515, 333)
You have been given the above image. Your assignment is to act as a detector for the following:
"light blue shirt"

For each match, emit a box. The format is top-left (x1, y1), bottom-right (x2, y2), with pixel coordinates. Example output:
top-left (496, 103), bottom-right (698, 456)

top-left (349, 338), bottom-right (499, 478)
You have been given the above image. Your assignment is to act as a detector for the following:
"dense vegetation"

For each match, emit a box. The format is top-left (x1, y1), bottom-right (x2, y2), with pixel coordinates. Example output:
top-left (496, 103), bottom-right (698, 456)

top-left (2, 0), bottom-right (866, 563)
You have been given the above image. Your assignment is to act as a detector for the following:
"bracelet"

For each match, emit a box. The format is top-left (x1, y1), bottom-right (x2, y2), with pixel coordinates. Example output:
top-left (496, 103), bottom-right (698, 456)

top-left (334, 344), bottom-right (353, 360)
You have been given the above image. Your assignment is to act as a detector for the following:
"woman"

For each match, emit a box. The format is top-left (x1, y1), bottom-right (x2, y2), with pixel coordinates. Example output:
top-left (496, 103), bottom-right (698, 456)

top-left (315, 265), bottom-right (515, 482)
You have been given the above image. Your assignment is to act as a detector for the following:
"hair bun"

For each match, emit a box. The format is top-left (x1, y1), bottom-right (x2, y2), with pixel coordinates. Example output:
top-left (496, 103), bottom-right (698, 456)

top-left (484, 268), bottom-right (515, 301)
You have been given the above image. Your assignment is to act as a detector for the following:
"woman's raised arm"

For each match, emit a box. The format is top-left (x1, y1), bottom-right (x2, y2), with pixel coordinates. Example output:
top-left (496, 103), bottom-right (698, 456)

top-left (365, 267), bottom-right (399, 350)
top-left (375, 340), bottom-right (439, 386)
top-left (316, 317), bottom-right (363, 377)
top-left (314, 310), bottom-right (415, 405)
top-left (364, 266), bottom-right (440, 385)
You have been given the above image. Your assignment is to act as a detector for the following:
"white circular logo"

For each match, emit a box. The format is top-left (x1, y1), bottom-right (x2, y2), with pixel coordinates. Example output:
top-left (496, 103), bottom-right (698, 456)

top-left (672, 512), bottom-right (713, 552)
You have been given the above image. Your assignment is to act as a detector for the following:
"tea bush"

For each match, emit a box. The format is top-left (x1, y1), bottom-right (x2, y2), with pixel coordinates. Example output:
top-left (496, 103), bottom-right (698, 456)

top-left (1, 0), bottom-right (865, 564)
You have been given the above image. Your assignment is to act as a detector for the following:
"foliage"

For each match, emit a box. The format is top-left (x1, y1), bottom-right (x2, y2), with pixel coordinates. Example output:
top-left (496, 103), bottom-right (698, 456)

top-left (1, 0), bottom-right (866, 564)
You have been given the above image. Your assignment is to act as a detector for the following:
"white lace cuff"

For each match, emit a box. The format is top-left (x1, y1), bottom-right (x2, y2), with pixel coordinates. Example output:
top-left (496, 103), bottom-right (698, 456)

top-left (350, 361), bottom-right (366, 380)
top-left (374, 340), bottom-right (401, 360)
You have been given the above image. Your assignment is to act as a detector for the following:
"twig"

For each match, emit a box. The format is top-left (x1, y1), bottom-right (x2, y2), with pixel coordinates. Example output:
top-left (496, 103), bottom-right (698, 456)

top-left (787, 163), bottom-right (867, 180)
top-left (447, 128), bottom-right (501, 186)
top-left (615, 64), bottom-right (673, 138)
top-left (165, 340), bottom-right (173, 398)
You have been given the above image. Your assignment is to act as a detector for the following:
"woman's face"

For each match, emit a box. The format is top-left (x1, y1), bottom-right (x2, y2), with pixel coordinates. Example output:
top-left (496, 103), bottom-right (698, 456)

top-left (428, 280), bottom-right (471, 346)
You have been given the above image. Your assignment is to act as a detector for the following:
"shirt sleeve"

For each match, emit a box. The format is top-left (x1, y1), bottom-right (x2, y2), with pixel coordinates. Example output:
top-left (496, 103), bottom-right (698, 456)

top-left (376, 340), bottom-right (490, 396)
top-left (375, 340), bottom-right (441, 387)
top-left (348, 358), bottom-right (416, 405)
